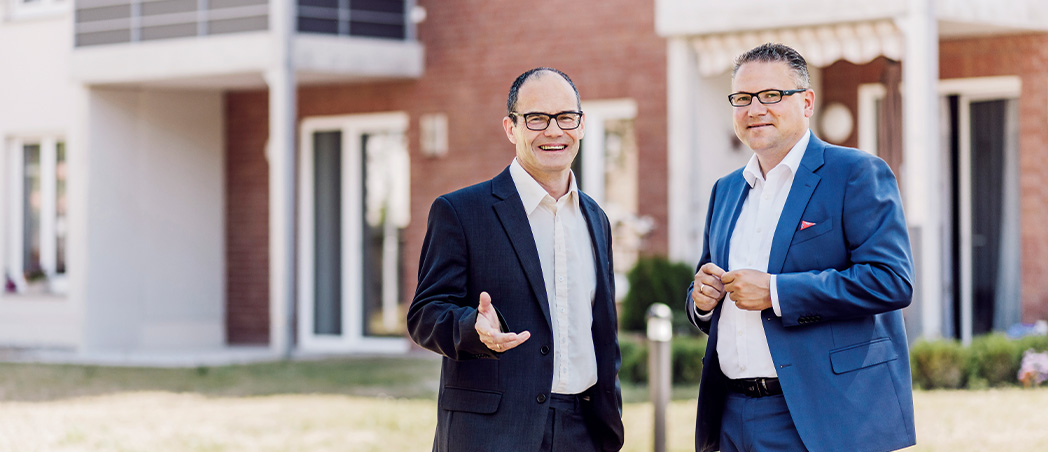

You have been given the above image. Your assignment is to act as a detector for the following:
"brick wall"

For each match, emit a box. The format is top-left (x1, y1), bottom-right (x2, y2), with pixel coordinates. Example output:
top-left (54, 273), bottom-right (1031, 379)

top-left (224, 0), bottom-right (668, 343)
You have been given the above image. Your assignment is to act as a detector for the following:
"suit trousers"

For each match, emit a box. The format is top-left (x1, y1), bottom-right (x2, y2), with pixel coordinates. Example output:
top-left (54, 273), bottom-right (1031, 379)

top-left (539, 393), bottom-right (599, 452)
top-left (720, 393), bottom-right (808, 452)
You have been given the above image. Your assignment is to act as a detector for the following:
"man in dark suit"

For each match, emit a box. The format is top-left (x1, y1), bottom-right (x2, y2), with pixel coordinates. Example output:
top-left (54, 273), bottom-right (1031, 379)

top-left (408, 67), bottom-right (624, 452)
top-left (685, 43), bottom-right (916, 452)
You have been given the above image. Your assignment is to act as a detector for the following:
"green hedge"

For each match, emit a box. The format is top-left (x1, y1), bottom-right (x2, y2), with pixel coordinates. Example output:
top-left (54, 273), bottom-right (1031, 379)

top-left (910, 333), bottom-right (1048, 389)
top-left (619, 256), bottom-right (697, 335)
top-left (618, 334), bottom-right (706, 385)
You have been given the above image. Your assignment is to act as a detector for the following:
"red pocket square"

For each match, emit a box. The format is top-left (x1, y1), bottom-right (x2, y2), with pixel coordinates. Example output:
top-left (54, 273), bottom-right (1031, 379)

top-left (800, 220), bottom-right (816, 231)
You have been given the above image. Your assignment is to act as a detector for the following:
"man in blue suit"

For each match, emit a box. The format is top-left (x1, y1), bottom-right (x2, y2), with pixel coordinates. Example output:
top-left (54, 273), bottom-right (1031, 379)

top-left (684, 43), bottom-right (916, 452)
top-left (408, 67), bottom-right (624, 452)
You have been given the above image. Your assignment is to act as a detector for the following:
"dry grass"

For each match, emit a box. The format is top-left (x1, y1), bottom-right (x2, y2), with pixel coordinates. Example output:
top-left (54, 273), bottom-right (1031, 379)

top-left (1, 388), bottom-right (1046, 451)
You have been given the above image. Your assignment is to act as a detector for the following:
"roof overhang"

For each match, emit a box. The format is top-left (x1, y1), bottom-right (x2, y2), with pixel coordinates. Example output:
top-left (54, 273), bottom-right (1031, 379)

top-left (656, 0), bottom-right (1048, 76)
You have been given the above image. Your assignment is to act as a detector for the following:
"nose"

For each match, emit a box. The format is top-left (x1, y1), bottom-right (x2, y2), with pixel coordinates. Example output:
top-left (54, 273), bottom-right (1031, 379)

top-left (745, 101), bottom-right (769, 116)
top-left (543, 121), bottom-right (565, 136)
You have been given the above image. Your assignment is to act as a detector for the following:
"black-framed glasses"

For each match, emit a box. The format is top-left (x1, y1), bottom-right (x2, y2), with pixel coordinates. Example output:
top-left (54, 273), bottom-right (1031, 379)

top-left (728, 89), bottom-right (807, 107)
top-left (510, 111), bottom-right (584, 131)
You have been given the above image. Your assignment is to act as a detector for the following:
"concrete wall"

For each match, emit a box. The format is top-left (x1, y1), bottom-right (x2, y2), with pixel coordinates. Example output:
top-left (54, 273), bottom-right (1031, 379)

top-left (81, 88), bottom-right (225, 351)
top-left (0, 9), bottom-right (83, 347)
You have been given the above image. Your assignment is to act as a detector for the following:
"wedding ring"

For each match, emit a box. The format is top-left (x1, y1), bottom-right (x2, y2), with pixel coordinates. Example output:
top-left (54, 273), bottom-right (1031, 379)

top-left (496, 343), bottom-right (502, 351)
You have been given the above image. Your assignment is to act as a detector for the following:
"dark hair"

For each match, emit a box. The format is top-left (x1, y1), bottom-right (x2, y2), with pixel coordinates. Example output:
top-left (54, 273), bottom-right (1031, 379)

top-left (732, 43), bottom-right (810, 89)
top-left (506, 67), bottom-right (581, 119)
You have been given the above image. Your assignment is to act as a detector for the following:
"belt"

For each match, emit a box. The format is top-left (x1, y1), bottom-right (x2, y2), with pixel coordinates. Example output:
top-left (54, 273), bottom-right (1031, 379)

top-left (726, 377), bottom-right (782, 398)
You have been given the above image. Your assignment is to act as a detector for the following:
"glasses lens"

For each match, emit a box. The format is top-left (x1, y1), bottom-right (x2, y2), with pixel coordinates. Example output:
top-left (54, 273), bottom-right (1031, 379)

top-left (758, 90), bottom-right (783, 104)
top-left (729, 93), bottom-right (752, 106)
top-left (555, 113), bottom-right (581, 130)
top-left (524, 114), bottom-right (551, 130)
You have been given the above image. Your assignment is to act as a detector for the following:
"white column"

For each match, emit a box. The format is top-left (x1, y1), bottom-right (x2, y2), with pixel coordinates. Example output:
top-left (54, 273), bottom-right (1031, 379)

top-left (268, 0), bottom-right (297, 357)
top-left (900, 0), bottom-right (943, 341)
top-left (666, 37), bottom-right (697, 263)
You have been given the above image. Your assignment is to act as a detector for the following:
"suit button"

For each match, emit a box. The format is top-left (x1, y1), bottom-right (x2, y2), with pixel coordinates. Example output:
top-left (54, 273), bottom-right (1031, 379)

top-left (540, 345), bottom-right (550, 355)
top-left (536, 394), bottom-right (547, 403)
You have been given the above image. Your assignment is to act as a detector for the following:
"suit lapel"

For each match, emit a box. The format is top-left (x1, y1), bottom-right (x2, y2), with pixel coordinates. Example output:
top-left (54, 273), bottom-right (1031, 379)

top-left (579, 194), bottom-right (611, 311)
top-left (768, 136), bottom-right (825, 274)
top-left (717, 174), bottom-right (750, 268)
top-left (491, 168), bottom-right (553, 329)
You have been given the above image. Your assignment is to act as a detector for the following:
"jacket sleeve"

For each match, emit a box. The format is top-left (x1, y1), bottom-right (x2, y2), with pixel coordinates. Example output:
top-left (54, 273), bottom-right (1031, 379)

top-left (776, 156), bottom-right (914, 326)
top-left (406, 196), bottom-right (506, 360)
top-left (685, 179), bottom-right (720, 335)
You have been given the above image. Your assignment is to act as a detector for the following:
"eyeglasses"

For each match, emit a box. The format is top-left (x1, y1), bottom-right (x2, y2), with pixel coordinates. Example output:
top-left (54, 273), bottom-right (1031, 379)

top-left (510, 111), bottom-right (583, 131)
top-left (728, 89), bottom-right (808, 107)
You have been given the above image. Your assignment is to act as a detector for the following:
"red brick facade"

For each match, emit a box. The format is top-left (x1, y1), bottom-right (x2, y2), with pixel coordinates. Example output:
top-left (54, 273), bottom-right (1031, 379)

top-left (224, 0), bottom-right (668, 343)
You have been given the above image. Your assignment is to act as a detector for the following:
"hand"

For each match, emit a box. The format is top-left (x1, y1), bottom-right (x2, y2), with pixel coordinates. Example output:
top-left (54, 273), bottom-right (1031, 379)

top-left (721, 269), bottom-right (772, 311)
top-left (691, 263), bottom-right (727, 312)
top-left (475, 292), bottom-right (531, 352)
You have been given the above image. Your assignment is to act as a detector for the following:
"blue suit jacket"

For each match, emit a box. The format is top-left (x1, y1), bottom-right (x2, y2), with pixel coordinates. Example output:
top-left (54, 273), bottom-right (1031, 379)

top-left (408, 167), bottom-right (624, 452)
top-left (685, 134), bottom-right (917, 452)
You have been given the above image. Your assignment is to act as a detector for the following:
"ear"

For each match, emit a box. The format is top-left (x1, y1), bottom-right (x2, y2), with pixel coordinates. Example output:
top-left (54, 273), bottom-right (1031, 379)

top-left (503, 116), bottom-right (518, 144)
top-left (803, 89), bottom-right (816, 118)
top-left (576, 113), bottom-right (586, 139)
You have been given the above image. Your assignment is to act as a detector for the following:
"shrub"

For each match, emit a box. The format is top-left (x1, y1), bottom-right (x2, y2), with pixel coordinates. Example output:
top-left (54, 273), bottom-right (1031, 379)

top-left (671, 335), bottom-right (707, 385)
top-left (966, 333), bottom-right (1022, 387)
top-left (620, 256), bottom-right (696, 334)
top-left (618, 334), bottom-right (648, 384)
top-left (617, 334), bottom-right (706, 385)
top-left (910, 339), bottom-right (967, 389)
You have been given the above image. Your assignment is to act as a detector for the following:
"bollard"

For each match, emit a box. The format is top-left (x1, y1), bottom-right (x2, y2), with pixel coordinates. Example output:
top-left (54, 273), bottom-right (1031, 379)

top-left (646, 303), bottom-right (672, 452)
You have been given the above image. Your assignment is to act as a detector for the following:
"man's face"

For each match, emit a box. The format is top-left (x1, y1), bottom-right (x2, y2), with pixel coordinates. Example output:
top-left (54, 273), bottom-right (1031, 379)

top-left (731, 61), bottom-right (814, 158)
top-left (503, 73), bottom-right (584, 180)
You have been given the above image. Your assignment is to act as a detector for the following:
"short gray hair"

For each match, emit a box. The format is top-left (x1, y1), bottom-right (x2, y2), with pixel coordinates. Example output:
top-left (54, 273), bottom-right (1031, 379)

top-left (732, 43), bottom-right (810, 89)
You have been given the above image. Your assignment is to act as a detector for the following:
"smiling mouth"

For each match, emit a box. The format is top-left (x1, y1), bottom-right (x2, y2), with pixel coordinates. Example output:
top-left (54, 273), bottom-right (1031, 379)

top-left (538, 144), bottom-right (568, 151)
top-left (747, 123), bottom-right (772, 129)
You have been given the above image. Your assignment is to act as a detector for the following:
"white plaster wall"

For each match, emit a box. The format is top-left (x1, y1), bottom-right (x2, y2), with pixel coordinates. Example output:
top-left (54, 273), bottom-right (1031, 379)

top-left (80, 88), bottom-right (225, 351)
top-left (0, 9), bottom-right (83, 347)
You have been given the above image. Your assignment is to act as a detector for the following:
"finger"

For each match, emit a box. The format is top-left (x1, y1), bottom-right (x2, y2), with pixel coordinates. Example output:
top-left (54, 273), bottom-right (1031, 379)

top-left (720, 270), bottom-right (737, 285)
top-left (499, 331), bottom-right (531, 351)
top-left (702, 263), bottom-right (727, 278)
top-left (478, 291), bottom-right (492, 312)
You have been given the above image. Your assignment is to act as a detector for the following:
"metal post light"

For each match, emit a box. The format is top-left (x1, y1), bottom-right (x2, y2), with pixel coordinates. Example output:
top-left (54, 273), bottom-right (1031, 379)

top-left (646, 303), bottom-right (672, 452)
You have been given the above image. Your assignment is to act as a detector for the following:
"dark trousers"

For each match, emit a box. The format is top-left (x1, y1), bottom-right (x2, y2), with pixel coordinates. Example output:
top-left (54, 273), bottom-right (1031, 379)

top-left (719, 393), bottom-right (808, 452)
top-left (539, 393), bottom-right (599, 452)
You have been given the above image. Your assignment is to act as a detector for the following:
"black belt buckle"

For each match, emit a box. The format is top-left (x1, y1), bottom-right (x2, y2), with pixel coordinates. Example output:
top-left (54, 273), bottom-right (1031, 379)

top-left (757, 378), bottom-right (770, 397)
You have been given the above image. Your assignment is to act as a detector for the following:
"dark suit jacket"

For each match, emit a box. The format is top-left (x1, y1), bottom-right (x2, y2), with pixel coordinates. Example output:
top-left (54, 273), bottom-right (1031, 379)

top-left (685, 133), bottom-right (917, 452)
top-left (408, 166), bottom-right (624, 452)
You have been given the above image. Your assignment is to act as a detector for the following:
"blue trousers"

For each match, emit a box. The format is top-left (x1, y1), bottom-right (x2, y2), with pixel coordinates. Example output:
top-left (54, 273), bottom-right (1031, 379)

top-left (539, 393), bottom-right (599, 452)
top-left (719, 393), bottom-right (808, 452)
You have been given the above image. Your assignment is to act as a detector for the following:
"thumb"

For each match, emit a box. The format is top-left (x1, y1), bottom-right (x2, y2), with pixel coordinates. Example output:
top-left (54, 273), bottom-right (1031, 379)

top-left (720, 270), bottom-right (736, 285)
top-left (478, 291), bottom-right (492, 312)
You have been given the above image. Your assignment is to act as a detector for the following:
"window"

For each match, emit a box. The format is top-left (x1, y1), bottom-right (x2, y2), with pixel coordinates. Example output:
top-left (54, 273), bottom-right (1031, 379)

top-left (298, 113), bottom-right (410, 353)
top-left (6, 137), bottom-right (67, 295)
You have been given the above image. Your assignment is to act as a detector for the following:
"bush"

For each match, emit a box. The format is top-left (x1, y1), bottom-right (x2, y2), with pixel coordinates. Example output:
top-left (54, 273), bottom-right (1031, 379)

top-left (910, 339), bottom-right (968, 389)
top-left (620, 256), bottom-right (696, 334)
top-left (671, 335), bottom-right (707, 385)
top-left (967, 333), bottom-right (1022, 387)
top-left (617, 334), bottom-right (706, 385)
top-left (618, 334), bottom-right (648, 384)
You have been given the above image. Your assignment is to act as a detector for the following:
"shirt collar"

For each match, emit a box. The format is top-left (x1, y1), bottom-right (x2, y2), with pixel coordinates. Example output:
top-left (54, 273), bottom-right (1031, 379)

top-left (742, 129), bottom-right (811, 188)
top-left (510, 158), bottom-right (579, 214)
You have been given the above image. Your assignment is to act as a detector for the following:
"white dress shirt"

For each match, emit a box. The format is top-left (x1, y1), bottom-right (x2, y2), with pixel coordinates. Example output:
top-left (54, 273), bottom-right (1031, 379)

top-left (509, 159), bottom-right (598, 394)
top-left (715, 131), bottom-right (810, 379)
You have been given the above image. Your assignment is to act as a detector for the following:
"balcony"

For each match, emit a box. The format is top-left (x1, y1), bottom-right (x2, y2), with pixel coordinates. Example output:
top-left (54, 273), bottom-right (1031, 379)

top-left (72, 0), bottom-right (424, 89)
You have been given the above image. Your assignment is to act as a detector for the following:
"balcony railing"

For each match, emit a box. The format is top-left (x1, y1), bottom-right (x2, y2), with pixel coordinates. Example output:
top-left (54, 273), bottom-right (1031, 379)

top-left (75, 0), bottom-right (411, 47)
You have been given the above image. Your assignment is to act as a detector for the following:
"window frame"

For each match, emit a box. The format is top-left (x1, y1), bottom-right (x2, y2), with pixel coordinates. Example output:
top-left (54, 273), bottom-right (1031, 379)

top-left (5, 135), bottom-right (68, 295)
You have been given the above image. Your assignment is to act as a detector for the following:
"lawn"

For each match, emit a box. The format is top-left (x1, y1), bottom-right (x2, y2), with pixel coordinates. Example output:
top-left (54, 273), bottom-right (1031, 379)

top-left (1, 357), bottom-right (1046, 451)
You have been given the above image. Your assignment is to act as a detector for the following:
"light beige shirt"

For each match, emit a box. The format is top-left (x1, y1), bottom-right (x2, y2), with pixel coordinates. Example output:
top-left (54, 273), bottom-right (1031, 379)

top-left (716, 130), bottom-right (809, 379)
top-left (510, 159), bottom-right (598, 394)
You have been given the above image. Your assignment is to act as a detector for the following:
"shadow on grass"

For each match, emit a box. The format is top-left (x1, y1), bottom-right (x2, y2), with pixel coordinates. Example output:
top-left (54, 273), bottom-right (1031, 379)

top-left (0, 355), bottom-right (442, 402)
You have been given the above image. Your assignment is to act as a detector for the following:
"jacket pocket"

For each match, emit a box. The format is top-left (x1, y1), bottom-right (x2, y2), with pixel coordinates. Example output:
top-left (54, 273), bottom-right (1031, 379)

top-left (440, 386), bottom-right (503, 414)
top-left (792, 218), bottom-right (833, 245)
top-left (830, 337), bottom-right (898, 374)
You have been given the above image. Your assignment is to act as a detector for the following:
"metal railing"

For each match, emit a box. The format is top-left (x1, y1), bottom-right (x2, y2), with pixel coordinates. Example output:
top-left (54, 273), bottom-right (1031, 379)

top-left (74, 0), bottom-right (410, 47)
